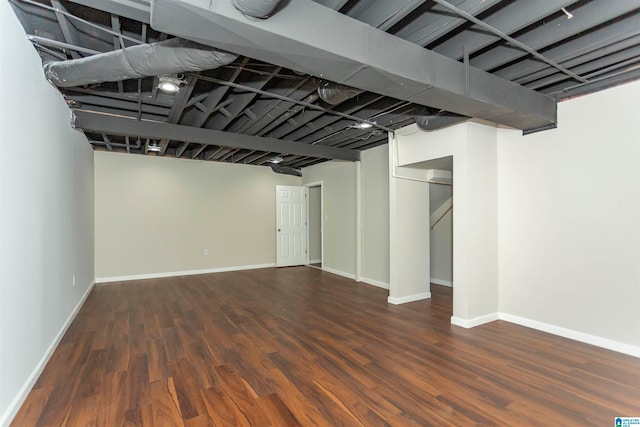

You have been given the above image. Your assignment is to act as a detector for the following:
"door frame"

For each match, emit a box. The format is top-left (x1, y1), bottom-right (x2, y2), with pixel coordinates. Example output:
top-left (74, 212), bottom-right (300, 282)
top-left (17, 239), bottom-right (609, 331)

top-left (304, 181), bottom-right (323, 267)
top-left (276, 185), bottom-right (308, 267)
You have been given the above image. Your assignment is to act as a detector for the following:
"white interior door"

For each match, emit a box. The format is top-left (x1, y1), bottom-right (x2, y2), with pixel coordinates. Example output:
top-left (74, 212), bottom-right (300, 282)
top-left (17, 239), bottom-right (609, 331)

top-left (276, 185), bottom-right (307, 267)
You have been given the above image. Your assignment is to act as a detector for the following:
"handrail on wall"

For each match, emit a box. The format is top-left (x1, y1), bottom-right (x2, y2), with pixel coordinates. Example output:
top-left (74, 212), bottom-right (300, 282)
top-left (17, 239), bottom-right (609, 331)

top-left (431, 205), bottom-right (452, 230)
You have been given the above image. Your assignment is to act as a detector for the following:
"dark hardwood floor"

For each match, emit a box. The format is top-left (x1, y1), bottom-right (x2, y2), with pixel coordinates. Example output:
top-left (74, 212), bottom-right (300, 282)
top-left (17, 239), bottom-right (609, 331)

top-left (12, 267), bottom-right (640, 426)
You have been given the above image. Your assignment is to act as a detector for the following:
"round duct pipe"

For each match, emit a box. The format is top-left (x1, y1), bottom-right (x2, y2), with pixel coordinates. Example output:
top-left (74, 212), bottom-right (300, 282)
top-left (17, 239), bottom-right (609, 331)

top-left (232, 0), bottom-right (282, 19)
top-left (317, 80), bottom-right (364, 105)
top-left (270, 163), bottom-right (302, 177)
top-left (43, 38), bottom-right (238, 88)
top-left (412, 107), bottom-right (468, 131)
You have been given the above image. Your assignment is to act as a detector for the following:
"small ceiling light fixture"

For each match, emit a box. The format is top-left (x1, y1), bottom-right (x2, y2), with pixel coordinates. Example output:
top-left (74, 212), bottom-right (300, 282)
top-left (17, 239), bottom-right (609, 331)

top-left (353, 121), bottom-right (374, 129)
top-left (561, 7), bottom-right (573, 19)
top-left (157, 76), bottom-right (184, 94)
top-left (269, 155), bottom-right (284, 164)
top-left (148, 141), bottom-right (162, 152)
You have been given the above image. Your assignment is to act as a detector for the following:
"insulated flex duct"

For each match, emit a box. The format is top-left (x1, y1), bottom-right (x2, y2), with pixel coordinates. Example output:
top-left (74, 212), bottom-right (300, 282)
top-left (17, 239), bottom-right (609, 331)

top-left (270, 163), bottom-right (302, 176)
top-left (412, 107), bottom-right (468, 131)
top-left (43, 38), bottom-right (237, 88)
top-left (317, 80), bottom-right (364, 105)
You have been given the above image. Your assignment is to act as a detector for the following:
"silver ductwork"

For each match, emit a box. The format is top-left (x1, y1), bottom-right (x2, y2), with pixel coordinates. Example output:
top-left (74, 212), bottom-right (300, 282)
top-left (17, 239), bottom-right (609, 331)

top-left (412, 107), bottom-right (468, 131)
top-left (232, 0), bottom-right (281, 19)
top-left (270, 163), bottom-right (302, 177)
top-left (317, 80), bottom-right (364, 105)
top-left (43, 38), bottom-right (237, 88)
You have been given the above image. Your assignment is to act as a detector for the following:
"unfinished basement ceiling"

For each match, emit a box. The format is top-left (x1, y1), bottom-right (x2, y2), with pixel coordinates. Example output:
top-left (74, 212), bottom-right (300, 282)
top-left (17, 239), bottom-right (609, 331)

top-left (9, 0), bottom-right (640, 170)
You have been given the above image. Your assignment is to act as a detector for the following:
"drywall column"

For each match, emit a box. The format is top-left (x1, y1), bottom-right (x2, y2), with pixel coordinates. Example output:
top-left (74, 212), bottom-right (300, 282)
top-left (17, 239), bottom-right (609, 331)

top-left (388, 134), bottom-right (431, 304)
top-left (361, 145), bottom-right (390, 288)
top-left (391, 122), bottom-right (498, 322)
top-left (461, 123), bottom-right (498, 324)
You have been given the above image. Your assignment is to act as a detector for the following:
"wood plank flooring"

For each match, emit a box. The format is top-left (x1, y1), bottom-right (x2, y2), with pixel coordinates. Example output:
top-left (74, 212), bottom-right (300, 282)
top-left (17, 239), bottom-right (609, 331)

top-left (12, 267), bottom-right (640, 426)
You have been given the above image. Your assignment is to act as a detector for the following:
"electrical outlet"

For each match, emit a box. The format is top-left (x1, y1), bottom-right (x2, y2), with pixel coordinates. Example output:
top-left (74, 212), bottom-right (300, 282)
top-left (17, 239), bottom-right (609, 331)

top-left (203, 249), bottom-right (209, 256)
top-left (72, 275), bottom-right (76, 287)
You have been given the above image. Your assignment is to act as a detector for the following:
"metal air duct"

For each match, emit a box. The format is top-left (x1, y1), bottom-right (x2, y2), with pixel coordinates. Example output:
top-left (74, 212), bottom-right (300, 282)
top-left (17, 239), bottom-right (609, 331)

top-left (317, 80), bottom-right (363, 105)
top-left (43, 38), bottom-right (238, 88)
top-left (150, 0), bottom-right (557, 131)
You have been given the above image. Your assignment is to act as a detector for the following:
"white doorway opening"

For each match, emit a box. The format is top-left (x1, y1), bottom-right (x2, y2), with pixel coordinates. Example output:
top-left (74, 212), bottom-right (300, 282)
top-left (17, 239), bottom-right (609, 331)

top-left (305, 182), bottom-right (323, 269)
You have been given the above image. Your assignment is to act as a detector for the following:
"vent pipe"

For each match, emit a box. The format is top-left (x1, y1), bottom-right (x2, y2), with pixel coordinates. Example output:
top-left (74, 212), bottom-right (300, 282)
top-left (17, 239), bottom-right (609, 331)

top-left (43, 38), bottom-right (237, 88)
top-left (412, 107), bottom-right (468, 131)
top-left (270, 164), bottom-right (302, 177)
top-left (232, 0), bottom-right (282, 19)
top-left (317, 80), bottom-right (364, 105)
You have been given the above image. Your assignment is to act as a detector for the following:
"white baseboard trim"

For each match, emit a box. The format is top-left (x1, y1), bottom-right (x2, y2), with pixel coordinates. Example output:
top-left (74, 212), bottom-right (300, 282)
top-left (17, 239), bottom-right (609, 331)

top-left (309, 259), bottom-right (321, 264)
top-left (451, 313), bottom-right (500, 328)
top-left (321, 266), bottom-right (356, 280)
top-left (388, 291), bottom-right (431, 305)
top-left (95, 263), bottom-right (276, 283)
top-left (431, 278), bottom-right (452, 287)
top-left (448, 311), bottom-right (640, 358)
top-left (499, 313), bottom-right (640, 358)
top-left (0, 280), bottom-right (95, 427)
top-left (359, 277), bottom-right (390, 290)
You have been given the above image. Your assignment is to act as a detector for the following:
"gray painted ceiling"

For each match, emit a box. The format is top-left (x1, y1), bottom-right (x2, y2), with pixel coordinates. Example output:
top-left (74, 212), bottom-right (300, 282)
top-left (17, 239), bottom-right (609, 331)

top-left (9, 0), bottom-right (640, 170)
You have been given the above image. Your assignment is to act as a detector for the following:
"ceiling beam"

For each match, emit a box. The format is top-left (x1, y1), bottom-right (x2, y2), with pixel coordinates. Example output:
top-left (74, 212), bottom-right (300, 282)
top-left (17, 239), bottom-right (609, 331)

top-left (151, 0), bottom-right (556, 130)
top-left (227, 77), bottom-right (315, 134)
top-left (394, 0), bottom-right (501, 46)
top-left (499, 16), bottom-right (640, 83)
top-left (470, 1), bottom-right (640, 72)
top-left (67, 95), bottom-right (170, 115)
top-left (431, 0), bottom-right (586, 84)
top-left (432, 0), bottom-right (574, 59)
top-left (159, 74), bottom-right (199, 155)
top-left (182, 58), bottom-right (250, 128)
top-left (72, 110), bottom-right (361, 161)
top-left (50, 0), bottom-right (82, 59)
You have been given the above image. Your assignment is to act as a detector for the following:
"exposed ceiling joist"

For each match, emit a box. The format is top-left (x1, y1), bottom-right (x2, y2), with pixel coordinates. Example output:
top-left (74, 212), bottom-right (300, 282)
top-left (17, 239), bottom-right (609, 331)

top-left (394, 0), bottom-right (501, 46)
top-left (348, 0), bottom-right (429, 31)
top-left (433, 0), bottom-right (574, 59)
top-left (71, 110), bottom-right (361, 161)
top-left (66, 0), bottom-right (151, 23)
top-left (470, 1), bottom-right (640, 72)
top-left (150, 0), bottom-right (556, 130)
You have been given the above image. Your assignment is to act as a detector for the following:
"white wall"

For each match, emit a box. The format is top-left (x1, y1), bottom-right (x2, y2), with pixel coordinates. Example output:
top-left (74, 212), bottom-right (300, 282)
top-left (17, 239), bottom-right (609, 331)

top-left (0, 3), bottom-right (95, 424)
top-left (361, 145), bottom-right (390, 287)
top-left (430, 184), bottom-right (453, 285)
top-left (430, 209), bottom-right (453, 286)
top-left (95, 151), bottom-right (300, 280)
top-left (302, 161), bottom-right (357, 277)
top-left (498, 80), bottom-right (640, 350)
top-left (308, 186), bottom-right (322, 263)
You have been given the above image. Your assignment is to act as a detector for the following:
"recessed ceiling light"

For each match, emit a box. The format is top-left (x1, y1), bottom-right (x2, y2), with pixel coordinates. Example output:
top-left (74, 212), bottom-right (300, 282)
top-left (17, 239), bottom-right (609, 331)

top-left (157, 76), bottom-right (183, 94)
